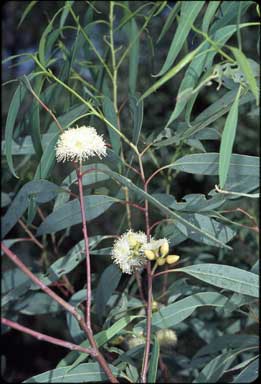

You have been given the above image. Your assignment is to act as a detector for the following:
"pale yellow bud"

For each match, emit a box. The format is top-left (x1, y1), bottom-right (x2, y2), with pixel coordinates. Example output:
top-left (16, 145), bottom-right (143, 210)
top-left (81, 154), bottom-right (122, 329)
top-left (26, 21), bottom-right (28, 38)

top-left (157, 258), bottom-right (166, 266)
top-left (156, 329), bottom-right (178, 347)
top-left (128, 234), bottom-right (138, 248)
top-left (166, 255), bottom-right (180, 265)
top-left (144, 250), bottom-right (156, 260)
top-left (159, 241), bottom-right (169, 257)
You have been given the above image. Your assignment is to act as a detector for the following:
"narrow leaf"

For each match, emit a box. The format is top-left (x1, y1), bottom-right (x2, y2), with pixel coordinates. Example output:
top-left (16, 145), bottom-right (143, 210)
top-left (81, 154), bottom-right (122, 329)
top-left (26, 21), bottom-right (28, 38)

top-left (95, 264), bottom-right (122, 320)
top-left (176, 264), bottom-right (259, 297)
top-left (219, 86), bottom-right (241, 188)
top-left (140, 42), bottom-right (204, 100)
top-left (148, 337), bottom-right (160, 383)
top-left (231, 47), bottom-right (259, 105)
top-left (156, 1), bottom-right (205, 77)
top-left (150, 292), bottom-right (227, 328)
top-left (36, 195), bottom-right (118, 236)
top-left (23, 363), bottom-right (119, 383)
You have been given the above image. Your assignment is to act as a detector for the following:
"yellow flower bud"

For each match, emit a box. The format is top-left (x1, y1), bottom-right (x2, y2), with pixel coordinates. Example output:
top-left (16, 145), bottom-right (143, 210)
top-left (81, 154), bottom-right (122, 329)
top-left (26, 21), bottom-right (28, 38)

top-left (156, 329), bottom-right (178, 347)
top-left (157, 257), bottom-right (166, 266)
top-left (128, 234), bottom-right (138, 248)
top-left (144, 250), bottom-right (156, 260)
top-left (159, 241), bottom-right (169, 257)
top-left (166, 255), bottom-right (180, 264)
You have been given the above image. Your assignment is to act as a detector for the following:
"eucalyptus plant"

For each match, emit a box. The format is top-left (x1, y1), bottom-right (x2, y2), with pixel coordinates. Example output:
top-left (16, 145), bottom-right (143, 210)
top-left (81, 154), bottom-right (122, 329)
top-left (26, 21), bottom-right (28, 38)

top-left (1, 1), bottom-right (259, 383)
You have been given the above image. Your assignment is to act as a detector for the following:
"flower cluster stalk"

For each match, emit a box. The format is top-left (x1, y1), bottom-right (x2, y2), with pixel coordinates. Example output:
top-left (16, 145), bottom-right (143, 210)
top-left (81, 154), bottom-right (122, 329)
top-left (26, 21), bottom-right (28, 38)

top-left (76, 166), bottom-right (119, 383)
top-left (138, 155), bottom-right (153, 383)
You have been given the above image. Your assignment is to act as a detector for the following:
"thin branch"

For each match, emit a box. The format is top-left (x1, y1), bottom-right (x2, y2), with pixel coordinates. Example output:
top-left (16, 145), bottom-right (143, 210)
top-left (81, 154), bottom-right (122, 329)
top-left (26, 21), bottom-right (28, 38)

top-left (76, 167), bottom-right (119, 383)
top-left (22, 76), bottom-right (64, 133)
top-left (1, 317), bottom-right (95, 356)
top-left (138, 154), bottom-right (152, 384)
top-left (18, 219), bottom-right (44, 249)
top-left (1, 242), bottom-right (83, 322)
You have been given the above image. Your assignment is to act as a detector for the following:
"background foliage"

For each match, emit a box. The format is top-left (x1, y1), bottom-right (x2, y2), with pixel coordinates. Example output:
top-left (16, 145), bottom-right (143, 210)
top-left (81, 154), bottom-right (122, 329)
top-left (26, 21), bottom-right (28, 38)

top-left (1, 1), bottom-right (259, 382)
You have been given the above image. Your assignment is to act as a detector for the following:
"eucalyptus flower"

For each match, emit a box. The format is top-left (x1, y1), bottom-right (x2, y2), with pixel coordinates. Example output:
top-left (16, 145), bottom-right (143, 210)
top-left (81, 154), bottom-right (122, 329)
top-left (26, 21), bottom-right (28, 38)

top-left (111, 230), bottom-right (147, 274)
top-left (55, 126), bottom-right (107, 163)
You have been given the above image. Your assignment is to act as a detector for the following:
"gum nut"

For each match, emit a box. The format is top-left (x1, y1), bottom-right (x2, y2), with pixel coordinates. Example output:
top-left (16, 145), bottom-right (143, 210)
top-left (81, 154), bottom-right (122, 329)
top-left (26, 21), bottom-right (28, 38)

top-left (157, 258), bottom-right (166, 266)
top-left (160, 242), bottom-right (169, 257)
top-left (166, 255), bottom-right (180, 264)
top-left (144, 250), bottom-right (156, 260)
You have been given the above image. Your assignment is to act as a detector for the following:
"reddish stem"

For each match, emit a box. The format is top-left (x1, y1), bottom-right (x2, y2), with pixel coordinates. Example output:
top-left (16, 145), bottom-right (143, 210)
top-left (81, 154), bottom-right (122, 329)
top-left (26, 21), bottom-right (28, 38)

top-left (138, 156), bottom-right (152, 383)
top-left (120, 200), bottom-right (146, 212)
top-left (1, 243), bottom-right (83, 321)
top-left (76, 168), bottom-right (119, 383)
top-left (1, 317), bottom-right (95, 356)
top-left (18, 219), bottom-right (44, 249)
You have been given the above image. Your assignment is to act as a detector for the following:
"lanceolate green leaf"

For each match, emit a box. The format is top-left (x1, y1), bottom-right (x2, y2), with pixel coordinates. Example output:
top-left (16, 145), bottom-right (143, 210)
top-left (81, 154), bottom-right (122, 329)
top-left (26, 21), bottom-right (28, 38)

top-left (23, 363), bottom-right (119, 383)
top-left (233, 357), bottom-right (259, 383)
top-left (202, 1), bottom-right (220, 33)
top-left (29, 76), bottom-right (44, 159)
top-left (218, 86), bottom-right (241, 188)
top-left (129, 95), bottom-right (143, 145)
top-left (37, 195), bottom-right (119, 236)
top-left (18, 0), bottom-right (38, 28)
top-left (95, 264), bottom-right (122, 320)
top-left (166, 24), bottom-right (245, 126)
top-left (127, 18), bottom-right (140, 95)
top-left (34, 132), bottom-right (59, 180)
top-left (140, 41), bottom-right (205, 101)
top-left (169, 153), bottom-right (259, 178)
top-left (58, 315), bottom-right (140, 368)
top-left (148, 337), bottom-right (160, 383)
top-left (1, 180), bottom-right (60, 239)
top-left (156, 1), bottom-right (205, 77)
top-left (94, 165), bottom-right (232, 249)
top-left (157, 2), bottom-right (180, 43)
top-left (175, 264), bottom-right (258, 297)
top-left (103, 96), bottom-right (121, 156)
top-left (231, 47), bottom-right (259, 105)
top-left (150, 292), bottom-right (228, 328)
top-left (5, 83), bottom-right (28, 178)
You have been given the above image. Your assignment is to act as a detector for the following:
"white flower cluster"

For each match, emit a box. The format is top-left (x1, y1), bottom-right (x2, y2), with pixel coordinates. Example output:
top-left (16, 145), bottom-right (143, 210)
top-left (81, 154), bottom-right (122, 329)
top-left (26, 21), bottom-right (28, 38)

top-left (111, 230), bottom-right (172, 274)
top-left (111, 230), bottom-right (148, 274)
top-left (55, 126), bottom-right (107, 163)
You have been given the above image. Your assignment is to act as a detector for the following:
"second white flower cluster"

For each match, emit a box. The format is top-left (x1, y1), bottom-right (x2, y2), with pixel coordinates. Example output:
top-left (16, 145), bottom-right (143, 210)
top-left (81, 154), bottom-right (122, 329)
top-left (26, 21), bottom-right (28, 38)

top-left (112, 230), bottom-right (180, 274)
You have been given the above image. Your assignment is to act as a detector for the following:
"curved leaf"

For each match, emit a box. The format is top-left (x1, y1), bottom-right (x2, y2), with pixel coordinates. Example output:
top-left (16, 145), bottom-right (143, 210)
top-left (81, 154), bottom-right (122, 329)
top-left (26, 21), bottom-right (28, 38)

top-left (150, 292), bottom-right (228, 328)
top-left (156, 1), bottom-right (205, 77)
top-left (37, 195), bottom-right (119, 236)
top-left (1, 180), bottom-right (60, 239)
top-left (176, 264), bottom-right (259, 297)
top-left (23, 363), bottom-right (119, 383)
top-left (219, 86), bottom-right (241, 188)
